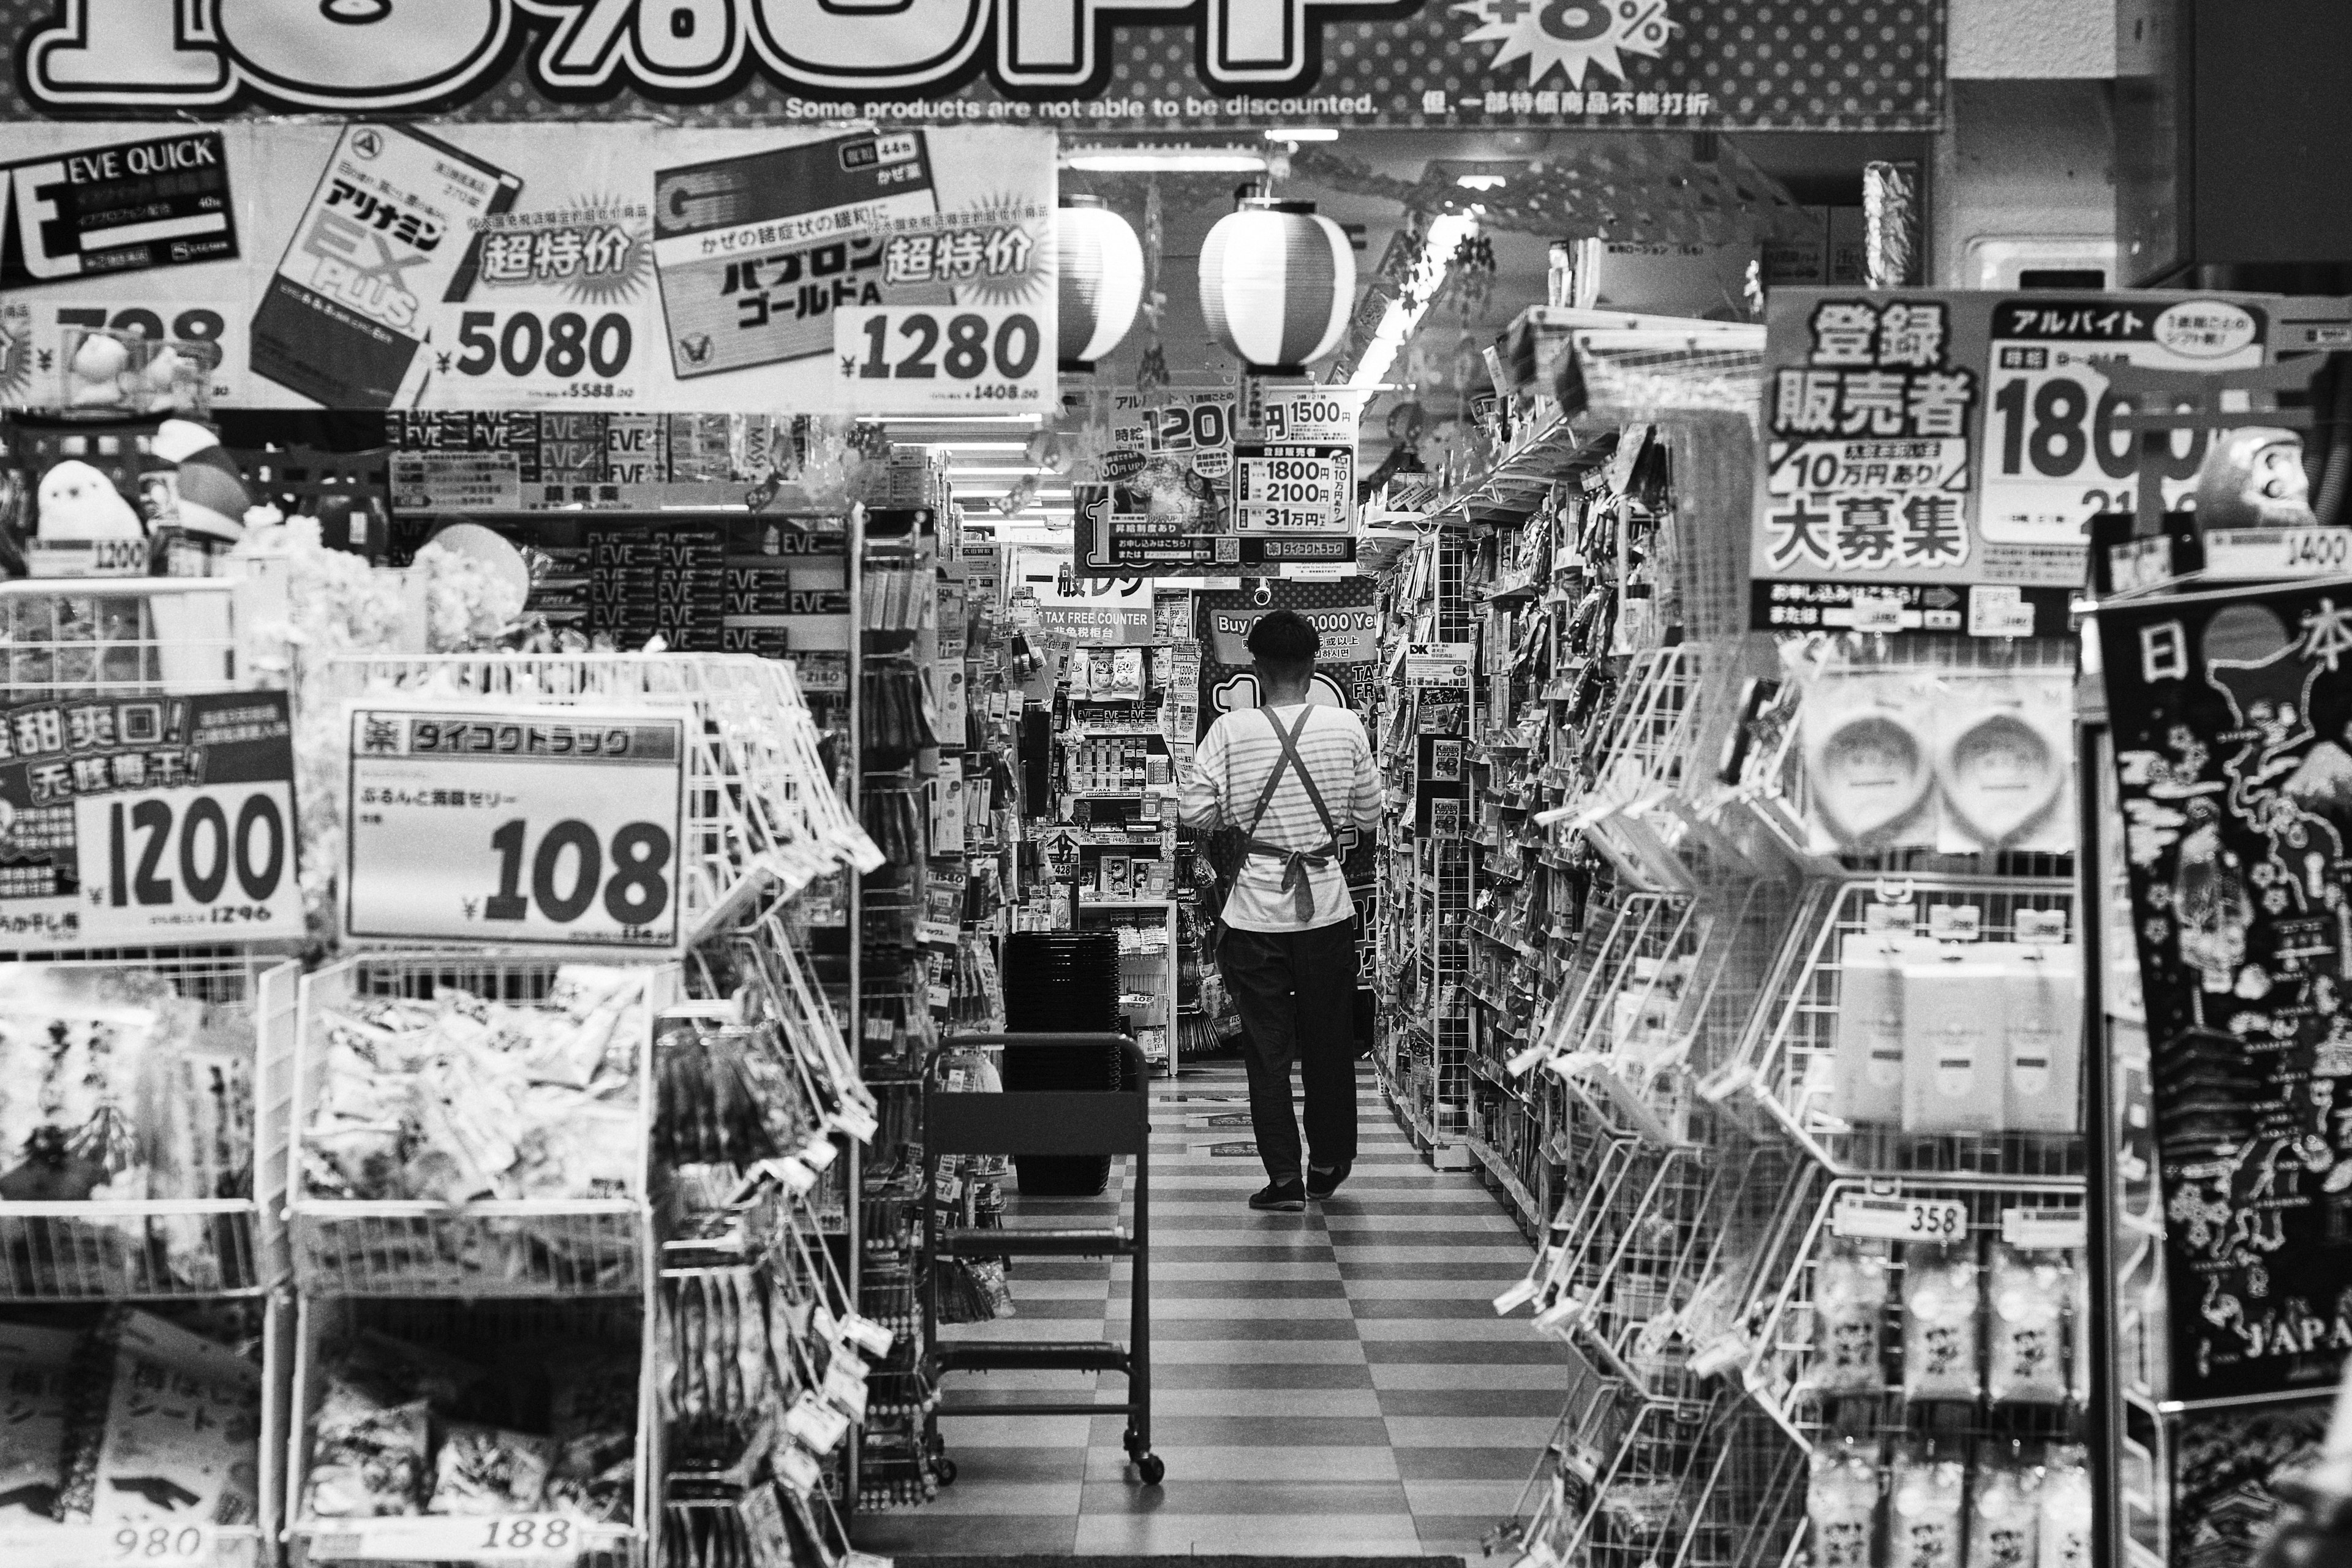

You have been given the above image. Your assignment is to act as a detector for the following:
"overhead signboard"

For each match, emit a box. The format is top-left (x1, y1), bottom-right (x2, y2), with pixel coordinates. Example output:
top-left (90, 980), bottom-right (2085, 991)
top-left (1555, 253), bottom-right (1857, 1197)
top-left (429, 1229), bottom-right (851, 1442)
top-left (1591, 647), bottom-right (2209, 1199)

top-left (1751, 288), bottom-right (2289, 639)
top-left (0, 119), bottom-right (1054, 417)
top-left (1, 0), bottom-right (1944, 132)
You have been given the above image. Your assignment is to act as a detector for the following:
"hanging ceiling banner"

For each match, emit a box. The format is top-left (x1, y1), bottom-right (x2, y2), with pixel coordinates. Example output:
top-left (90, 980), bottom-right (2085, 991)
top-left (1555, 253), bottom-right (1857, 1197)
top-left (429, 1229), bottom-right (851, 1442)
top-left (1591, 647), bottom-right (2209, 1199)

top-left (0, 0), bottom-right (1939, 132)
top-left (0, 119), bottom-right (1054, 416)
top-left (1750, 288), bottom-right (2292, 641)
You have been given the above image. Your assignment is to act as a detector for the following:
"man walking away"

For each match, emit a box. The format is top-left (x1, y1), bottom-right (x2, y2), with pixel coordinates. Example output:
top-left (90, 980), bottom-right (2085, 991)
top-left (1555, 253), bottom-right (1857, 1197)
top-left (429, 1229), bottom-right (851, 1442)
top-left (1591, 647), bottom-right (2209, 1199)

top-left (1178, 609), bottom-right (1381, 1212)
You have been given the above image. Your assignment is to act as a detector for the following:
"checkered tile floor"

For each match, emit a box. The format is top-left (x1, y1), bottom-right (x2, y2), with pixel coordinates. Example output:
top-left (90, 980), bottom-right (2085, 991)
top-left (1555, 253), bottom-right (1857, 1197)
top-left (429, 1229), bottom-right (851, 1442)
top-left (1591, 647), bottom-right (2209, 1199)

top-left (848, 1058), bottom-right (1561, 1556)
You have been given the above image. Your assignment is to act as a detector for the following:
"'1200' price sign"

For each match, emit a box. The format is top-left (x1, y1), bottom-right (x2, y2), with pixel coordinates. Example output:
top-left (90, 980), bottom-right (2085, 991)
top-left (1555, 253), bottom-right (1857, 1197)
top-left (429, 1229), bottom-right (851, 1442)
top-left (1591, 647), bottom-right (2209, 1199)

top-left (0, 692), bottom-right (303, 948)
top-left (342, 703), bottom-right (688, 952)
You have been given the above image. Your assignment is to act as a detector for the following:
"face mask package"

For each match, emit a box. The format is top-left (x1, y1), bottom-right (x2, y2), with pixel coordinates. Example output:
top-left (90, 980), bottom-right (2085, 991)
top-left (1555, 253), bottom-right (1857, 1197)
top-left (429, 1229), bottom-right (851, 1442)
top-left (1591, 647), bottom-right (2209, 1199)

top-left (1812, 1240), bottom-right (1890, 1395)
top-left (1829, 929), bottom-right (1939, 1127)
top-left (2038, 1446), bottom-right (2092, 1568)
top-left (1807, 1440), bottom-right (1880, 1568)
top-left (1798, 668), bottom-right (1939, 853)
top-left (1986, 1242), bottom-right (2072, 1406)
top-left (1932, 669), bottom-right (2074, 855)
top-left (1964, 1450), bottom-right (2040, 1568)
top-left (1899, 947), bottom-right (2008, 1136)
top-left (1888, 1443), bottom-right (1966, 1568)
top-left (1901, 1241), bottom-right (1982, 1402)
top-left (0, 1322), bottom-right (81, 1520)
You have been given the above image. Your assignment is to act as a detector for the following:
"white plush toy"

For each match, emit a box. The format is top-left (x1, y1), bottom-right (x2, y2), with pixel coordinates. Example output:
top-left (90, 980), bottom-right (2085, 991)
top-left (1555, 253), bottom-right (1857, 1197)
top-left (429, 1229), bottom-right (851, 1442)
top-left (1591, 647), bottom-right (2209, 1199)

top-left (36, 460), bottom-right (144, 544)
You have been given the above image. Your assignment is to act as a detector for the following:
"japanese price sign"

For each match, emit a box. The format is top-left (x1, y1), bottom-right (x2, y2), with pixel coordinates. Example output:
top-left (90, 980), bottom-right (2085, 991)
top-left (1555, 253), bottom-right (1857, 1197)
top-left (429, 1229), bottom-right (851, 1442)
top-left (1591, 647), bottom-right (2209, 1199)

top-left (1752, 287), bottom-right (2285, 640)
top-left (343, 703), bottom-right (688, 953)
top-left (0, 692), bottom-right (302, 949)
top-left (1981, 296), bottom-right (2265, 542)
top-left (0, 119), bottom-right (1054, 415)
top-left (834, 304), bottom-right (1047, 412)
top-left (1235, 444), bottom-right (1354, 532)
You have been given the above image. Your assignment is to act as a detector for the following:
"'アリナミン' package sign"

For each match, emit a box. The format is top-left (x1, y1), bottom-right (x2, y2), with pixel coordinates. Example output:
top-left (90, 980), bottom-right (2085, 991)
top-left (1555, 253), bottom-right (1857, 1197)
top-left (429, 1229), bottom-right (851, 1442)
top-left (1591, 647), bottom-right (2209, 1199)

top-left (1751, 288), bottom-right (2284, 640)
top-left (0, 120), bottom-right (1054, 417)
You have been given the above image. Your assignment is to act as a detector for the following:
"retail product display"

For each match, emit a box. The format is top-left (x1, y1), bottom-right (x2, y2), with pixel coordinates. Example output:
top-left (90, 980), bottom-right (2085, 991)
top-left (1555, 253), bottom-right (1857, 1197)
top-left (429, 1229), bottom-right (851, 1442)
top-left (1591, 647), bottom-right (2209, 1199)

top-left (298, 967), bottom-right (648, 1207)
top-left (1355, 317), bottom-right (2099, 1568)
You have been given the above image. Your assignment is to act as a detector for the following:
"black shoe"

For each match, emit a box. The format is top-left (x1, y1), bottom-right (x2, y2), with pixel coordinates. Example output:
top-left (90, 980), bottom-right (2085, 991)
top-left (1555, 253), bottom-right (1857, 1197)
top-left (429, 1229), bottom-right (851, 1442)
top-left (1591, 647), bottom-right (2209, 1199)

top-left (1249, 1181), bottom-right (1306, 1212)
top-left (1306, 1162), bottom-right (1352, 1200)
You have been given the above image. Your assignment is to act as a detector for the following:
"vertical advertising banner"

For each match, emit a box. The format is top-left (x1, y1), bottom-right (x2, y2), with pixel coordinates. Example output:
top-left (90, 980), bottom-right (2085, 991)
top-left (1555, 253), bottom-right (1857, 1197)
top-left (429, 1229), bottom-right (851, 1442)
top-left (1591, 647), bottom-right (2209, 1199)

top-left (0, 121), bottom-right (1054, 416)
top-left (1752, 290), bottom-right (2281, 640)
top-left (2100, 579), bottom-right (2352, 1406)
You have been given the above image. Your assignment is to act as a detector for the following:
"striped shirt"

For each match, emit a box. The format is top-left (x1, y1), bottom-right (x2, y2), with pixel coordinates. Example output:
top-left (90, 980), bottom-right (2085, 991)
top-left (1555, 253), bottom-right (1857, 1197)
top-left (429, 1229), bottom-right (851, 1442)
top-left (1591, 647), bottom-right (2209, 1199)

top-left (1179, 701), bottom-right (1381, 932)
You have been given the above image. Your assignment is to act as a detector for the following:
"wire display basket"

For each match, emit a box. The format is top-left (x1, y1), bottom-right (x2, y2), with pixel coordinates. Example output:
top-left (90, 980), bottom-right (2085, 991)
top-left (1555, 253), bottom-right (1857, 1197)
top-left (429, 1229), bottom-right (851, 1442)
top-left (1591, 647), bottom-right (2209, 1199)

top-left (286, 953), bottom-right (680, 1297)
top-left (1705, 876), bottom-right (2083, 1180)
top-left (0, 1291), bottom-right (291, 1568)
top-left (1, 951), bottom-right (298, 1302)
top-left (1520, 1360), bottom-right (1798, 1568)
top-left (0, 579), bottom-right (243, 701)
top-left (283, 1294), bottom-right (652, 1567)
top-left (1738, 1175), bottom-right (2088, 1451)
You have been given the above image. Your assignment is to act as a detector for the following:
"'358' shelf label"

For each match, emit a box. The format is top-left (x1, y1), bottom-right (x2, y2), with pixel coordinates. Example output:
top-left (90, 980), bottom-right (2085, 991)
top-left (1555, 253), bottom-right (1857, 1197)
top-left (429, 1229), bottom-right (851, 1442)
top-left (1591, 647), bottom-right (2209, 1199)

top-left (342, 702), bottom-right (688, 953)
top-left (832, 305), bottom-right (1049, 413)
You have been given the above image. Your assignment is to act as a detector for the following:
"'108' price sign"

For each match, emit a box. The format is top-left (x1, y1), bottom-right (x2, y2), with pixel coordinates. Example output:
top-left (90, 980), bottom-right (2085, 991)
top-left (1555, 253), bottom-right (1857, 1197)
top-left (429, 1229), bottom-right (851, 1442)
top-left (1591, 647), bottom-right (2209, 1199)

top-left (833, 305), bottom-right (1048, 412)
top-left (342, 703), bottom-right (688, 952)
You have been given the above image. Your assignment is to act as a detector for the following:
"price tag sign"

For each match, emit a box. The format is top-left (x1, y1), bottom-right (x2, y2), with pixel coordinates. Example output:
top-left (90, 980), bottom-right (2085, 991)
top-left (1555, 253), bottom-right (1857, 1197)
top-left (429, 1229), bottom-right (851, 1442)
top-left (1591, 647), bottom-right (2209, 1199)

top-left (419, 303), bottom-right (645, 406)
top-left (2000, 1207), bottom-right (2088, 1251)
top-left (1405, 643), bottom-right (1476, 686)
top-left (834, 304), bottom-right (1049, 412)
top-left (1235, 443), bottom-right (1353, 531)
top-left (0, 693), bottom-right (303, 948)
top-left (1981, 297), bottom-right (2266, 547)
top-left (2202, 527), bottom-right (2352, 582)
top-left (1257, 388), bottom-right (1361, 446)
top-left (342, 701), bottom-right (688, 952)
top-left (1831, 1194), bottom-right (1969, 1243)
top-left (309, 1515), bottom-right (603, 1561)
top-left (0, 1525), bottom-right (217, 1567)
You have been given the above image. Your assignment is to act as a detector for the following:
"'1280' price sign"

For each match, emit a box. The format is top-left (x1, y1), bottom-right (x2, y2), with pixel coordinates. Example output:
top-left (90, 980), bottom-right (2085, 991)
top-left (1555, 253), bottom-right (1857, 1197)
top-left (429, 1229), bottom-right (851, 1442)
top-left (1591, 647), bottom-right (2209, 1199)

top-left (0, 692), bottom-right (303, 948)
top-left (833, 305), bottom-right (1049, 412)
top-left (342, 703), bottom-right (688, 952)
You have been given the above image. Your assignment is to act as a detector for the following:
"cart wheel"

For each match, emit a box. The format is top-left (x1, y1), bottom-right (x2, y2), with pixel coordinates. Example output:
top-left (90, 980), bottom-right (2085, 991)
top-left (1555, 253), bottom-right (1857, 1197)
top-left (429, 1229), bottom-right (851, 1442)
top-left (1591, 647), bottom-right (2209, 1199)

top-left (1138, 1453), bottom-right (1166, 1485)
top-left (938, 1458), bottom-right (959, 1487)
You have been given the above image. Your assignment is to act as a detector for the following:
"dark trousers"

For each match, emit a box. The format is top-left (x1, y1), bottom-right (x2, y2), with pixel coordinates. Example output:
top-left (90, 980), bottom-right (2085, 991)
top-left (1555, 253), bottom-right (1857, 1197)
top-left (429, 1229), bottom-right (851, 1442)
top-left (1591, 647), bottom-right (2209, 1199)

top-left (1218, 921), bottom-right (1359, 1186)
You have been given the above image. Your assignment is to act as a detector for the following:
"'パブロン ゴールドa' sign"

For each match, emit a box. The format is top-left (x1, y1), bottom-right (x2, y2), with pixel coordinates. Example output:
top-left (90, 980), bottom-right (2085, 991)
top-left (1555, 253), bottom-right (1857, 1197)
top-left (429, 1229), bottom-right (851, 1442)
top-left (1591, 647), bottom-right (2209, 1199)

top-left (3, 0), bottom-right (1940, 131)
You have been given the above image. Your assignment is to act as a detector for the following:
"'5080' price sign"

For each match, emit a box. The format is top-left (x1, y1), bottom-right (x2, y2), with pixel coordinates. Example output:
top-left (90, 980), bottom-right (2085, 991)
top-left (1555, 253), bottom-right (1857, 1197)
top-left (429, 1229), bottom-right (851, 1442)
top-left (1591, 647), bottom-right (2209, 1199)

top-left (833, 305), bottom-right (1049, 412)
top-left (342, 703), bottom-right (688, 952)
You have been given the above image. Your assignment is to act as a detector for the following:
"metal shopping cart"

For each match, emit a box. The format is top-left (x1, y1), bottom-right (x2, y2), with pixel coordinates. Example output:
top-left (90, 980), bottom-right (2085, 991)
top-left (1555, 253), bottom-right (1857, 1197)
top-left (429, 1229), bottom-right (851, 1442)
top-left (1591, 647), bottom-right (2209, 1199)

top-left (919, 1033), bottom-right (1162, 1485)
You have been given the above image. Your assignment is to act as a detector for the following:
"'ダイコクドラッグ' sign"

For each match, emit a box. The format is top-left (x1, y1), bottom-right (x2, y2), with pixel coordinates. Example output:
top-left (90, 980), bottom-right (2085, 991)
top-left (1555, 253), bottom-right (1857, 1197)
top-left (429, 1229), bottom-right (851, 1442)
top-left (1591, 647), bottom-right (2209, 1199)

top-left (2, 0), bottom-right (1942, 131)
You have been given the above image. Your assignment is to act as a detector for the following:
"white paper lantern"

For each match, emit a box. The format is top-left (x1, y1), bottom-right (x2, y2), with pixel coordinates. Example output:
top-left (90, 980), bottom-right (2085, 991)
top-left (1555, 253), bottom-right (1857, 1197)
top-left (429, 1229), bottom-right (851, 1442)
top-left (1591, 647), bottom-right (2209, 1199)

top-left (1197, 198), bottom-right (1354, 374)
top-left (1057, 197), bottom-right (1145, 371)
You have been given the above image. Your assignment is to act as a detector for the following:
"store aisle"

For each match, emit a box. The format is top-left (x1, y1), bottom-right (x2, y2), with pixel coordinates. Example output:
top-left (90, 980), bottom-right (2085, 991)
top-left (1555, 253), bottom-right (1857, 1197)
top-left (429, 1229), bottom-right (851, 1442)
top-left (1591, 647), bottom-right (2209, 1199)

top-left (850, 1058), bottom-right (1566, 1557)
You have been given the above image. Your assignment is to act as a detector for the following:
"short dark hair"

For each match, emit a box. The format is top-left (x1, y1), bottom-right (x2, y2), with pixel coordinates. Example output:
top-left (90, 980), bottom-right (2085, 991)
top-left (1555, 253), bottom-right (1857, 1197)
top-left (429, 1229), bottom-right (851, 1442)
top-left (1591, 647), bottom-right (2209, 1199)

top-left (1246, 609), bottom-right (1319, 669)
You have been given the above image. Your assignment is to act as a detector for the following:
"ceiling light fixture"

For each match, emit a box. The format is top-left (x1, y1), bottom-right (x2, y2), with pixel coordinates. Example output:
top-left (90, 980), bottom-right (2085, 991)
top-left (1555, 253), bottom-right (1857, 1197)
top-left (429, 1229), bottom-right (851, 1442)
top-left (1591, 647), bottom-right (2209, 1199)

top-left (1263, 127), bottom-right (1340, 142)
top-left (1456, 173), bottom-right (1508, 190)
top-left (1063, 148), bottom-right (1267, 173)
top-left (1348, 209), bottom-right (1480, 393)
